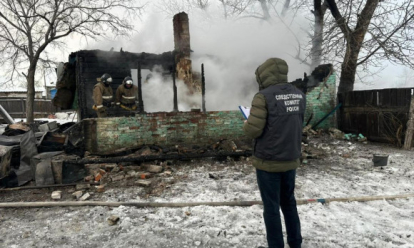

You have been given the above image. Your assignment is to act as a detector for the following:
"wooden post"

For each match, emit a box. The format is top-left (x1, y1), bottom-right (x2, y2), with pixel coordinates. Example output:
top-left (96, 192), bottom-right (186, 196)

top-left (172, 68), bottom-right (178, 112)
top-left (137, 62), bottom-right (144, 113)
top-left (201, 63), bottom-right (206, 113)
top-left (403, 95), bottom-right (414, 149)
top-left (21, 98), bottom-right (25, 118)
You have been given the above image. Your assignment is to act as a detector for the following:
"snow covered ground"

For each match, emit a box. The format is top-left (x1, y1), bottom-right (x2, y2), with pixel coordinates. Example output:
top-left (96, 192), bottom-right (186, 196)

top-left (14, 111), bottom-right (78, 124)
top-left (0, 134), bottom-right (413, 248)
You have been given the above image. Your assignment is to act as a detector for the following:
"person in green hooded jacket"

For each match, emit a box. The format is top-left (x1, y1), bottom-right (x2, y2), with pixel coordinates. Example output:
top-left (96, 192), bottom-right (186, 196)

top-left (244, 58), bottom-right (305, 248)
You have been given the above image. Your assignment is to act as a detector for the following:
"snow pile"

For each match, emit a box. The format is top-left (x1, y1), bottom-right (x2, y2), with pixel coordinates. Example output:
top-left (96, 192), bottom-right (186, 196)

top-left (0, 135), bottom-right (413, 247)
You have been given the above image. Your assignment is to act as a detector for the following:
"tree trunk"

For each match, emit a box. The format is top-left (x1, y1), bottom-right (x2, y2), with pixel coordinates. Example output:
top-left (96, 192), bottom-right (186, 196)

top-left (326, 0), bottom-right (380, 93)
top-left (26, 66), bottom-right (36, 124)
top-left (338, 59), bottom-right (357, 93)
top-left (282, 0), bottom-right (291, 16)
top-left (338, 32), bottom-right (367, 93)
top-left (258, 0), bottom-right (271, 20)
top-left (311, 0), bottom-right (326, 70)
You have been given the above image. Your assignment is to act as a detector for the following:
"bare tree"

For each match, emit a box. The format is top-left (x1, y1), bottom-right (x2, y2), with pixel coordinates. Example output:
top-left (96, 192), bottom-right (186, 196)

top-left (0, 0), bottom-right (143, 123)
top-left (324, 0), bottom-right (414, 93)
top-left (309, 0), bottom-right (327, 69)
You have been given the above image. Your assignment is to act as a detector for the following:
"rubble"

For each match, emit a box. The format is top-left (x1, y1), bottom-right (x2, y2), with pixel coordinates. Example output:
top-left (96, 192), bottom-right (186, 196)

top-left (107, 215), bottom-right (120, 226)
top-left (38, 121), bottom-right (59, 132)
top-left (135, 146), bottom-right (154, 156)
top-left (72, 191), bottom-right (83, 200)
top-left (147, 165), bottom-right (163, 173)
top-left (0, 145), bottom-right (12, 179)
top-left (303, 124), bottom-right (317, 135)
top-left (94, 169), bottom-right (106, 182)
top-left (328, 128), bottom-right (345, 139)
top-left (136, 180), bottom-right (152, 187)
top-left (95, 185), bottom-right (105, 193)
top-left (51, 191), bottom-right (62, 200)
top-left (104, 163), bottom-right (117, 172)
top-left (139, 172), bottom-right (151, 179)
top-left (76, 184), bottom-right (90, 190)
top-left (111, 174), bottom-right (125, 182)
top-left (79, 192), bottom-right (91, 201)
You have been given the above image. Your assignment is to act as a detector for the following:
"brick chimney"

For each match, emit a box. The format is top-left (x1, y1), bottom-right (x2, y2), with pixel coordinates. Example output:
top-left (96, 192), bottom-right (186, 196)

top-left (173, 12), bottom-right (200, 94)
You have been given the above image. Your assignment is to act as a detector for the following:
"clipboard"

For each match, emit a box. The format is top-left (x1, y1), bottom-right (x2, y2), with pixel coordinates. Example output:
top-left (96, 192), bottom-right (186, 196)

top-left (238, 106), bottom-right (250, 119)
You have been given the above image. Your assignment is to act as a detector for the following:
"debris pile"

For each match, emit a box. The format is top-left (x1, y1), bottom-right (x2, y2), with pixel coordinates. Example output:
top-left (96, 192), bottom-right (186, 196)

top-left (0, 120), bottom-right (80, 188)
top-left (0, 115), bottom-right (252, 190)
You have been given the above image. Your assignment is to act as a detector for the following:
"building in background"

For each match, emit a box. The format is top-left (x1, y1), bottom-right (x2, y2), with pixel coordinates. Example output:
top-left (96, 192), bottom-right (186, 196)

top-left (0, 88), bottom-right (43, 99)
top-left (43, 67), bottom-right (58, 100)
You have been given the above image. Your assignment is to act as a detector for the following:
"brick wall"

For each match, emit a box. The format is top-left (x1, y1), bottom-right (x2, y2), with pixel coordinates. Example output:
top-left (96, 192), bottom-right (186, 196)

top-left (304, 73), bottom-right (337, 129)
top-left (84, 111), bottom-right (247, 154)
top-left (83, 75), bottom-right (337, 154)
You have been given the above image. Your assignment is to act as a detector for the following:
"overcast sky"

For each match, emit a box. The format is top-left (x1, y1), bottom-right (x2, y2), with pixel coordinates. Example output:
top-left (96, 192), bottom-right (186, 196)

top-left (9, 1), bottom-right (413, 104)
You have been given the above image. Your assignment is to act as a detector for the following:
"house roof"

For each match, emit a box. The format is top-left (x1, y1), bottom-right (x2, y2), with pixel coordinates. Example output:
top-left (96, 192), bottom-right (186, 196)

top-left (0, 88), bottom-right (43, 93)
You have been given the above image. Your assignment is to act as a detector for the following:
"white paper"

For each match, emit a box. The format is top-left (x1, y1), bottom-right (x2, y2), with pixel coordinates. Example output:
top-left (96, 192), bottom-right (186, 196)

top-left (238, 106), bottom-right (250, 119)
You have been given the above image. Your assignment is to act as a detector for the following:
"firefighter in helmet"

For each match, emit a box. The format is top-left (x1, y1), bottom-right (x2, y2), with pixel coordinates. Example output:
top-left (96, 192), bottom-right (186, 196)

top-left (92, 73), bottom-right (114, 118)
top-left (115, 76), bottom-right (138, 110)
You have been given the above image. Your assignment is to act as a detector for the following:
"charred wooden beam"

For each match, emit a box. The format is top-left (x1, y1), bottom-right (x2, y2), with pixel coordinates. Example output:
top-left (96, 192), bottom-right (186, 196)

top-left (0, 182), bottom-right (99, 192)
top-left (71, 50), bottom-right (175, 119)
top-left (201, 63), bottom-right (206, 113)
top-left (137, 62), bottom-right (144, 112)
top-left (64, 150), bottom-right (252, 165)
top-left (70, 50), bottom-right (175, 70)
top-left (173, 56), bottom-right (178, 112)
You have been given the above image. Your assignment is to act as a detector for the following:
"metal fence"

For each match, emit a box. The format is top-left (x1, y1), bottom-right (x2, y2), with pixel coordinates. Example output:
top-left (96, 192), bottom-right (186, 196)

top-left (0, 98), bottom-right (57, 122)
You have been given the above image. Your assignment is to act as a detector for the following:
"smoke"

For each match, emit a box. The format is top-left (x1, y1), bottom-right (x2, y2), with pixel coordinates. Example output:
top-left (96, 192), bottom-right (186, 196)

top-left (58, 2), bottom-right (312, 112)
top-left (132, 68), bottom-right (201, 112)
top-left (188, 7), bottom-right (310, 110)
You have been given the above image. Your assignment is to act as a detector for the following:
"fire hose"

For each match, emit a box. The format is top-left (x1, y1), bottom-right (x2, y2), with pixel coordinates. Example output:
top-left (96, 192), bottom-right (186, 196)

top-left (0, 193), bottom-right (412, 208)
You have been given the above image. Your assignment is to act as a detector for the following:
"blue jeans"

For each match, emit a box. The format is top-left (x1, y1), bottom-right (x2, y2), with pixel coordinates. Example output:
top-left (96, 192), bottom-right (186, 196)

top-left (256, 169), bottom-right (302, 248)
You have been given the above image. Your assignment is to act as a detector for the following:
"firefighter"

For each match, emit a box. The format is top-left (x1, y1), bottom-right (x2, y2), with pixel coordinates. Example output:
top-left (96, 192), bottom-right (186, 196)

top-left (92, 73), bottom-right (114, 118)
top-left (115, 76), bottom-right (138, 111)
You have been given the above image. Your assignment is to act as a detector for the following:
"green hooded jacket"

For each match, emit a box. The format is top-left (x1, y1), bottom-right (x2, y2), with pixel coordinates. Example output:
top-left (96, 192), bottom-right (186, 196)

top-left (243, 58), bottom-right (301, 172)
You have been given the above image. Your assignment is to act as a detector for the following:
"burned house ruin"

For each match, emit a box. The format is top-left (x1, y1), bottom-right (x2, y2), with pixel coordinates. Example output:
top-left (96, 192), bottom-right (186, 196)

top-left (3, 11), bottom-right (414, 191)
top-left (49, 11), bottom-right (339, 155)
top-left (53, 12), bottom-right (201, 119)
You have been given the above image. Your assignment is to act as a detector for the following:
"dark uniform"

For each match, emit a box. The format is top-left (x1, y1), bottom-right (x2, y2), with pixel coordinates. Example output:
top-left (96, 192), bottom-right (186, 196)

top-left (243, 58), bottom-right (305, 248)
top-left (115, 76), bottom-right (138, 111)
top-left (93, 73), bottom-right (114, 118)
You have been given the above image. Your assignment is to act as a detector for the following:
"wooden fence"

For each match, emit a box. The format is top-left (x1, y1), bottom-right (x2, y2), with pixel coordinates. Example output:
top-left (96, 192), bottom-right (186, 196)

top-left (338, 88), bottom-right (413, 146)
top-left (0, 98), bottom-right (57, 123)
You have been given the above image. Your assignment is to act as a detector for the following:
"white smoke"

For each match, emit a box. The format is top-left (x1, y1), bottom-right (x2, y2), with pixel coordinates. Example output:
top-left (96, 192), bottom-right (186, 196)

top-left (56, 2), bottom-right (312, 112)
top-left (132, 68), bottom-right (201, 112)
top-left (188, 7), bottom-right (310, 110)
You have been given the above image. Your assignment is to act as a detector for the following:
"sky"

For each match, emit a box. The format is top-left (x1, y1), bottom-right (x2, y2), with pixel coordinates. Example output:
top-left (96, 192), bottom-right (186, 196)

top-left (3, 0), bottom-right (412, 109)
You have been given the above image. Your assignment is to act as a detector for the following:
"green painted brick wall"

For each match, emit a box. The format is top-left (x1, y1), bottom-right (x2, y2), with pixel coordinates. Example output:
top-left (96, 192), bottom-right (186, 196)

top-left (85, 111), bottom-right (247, 153)
top-left (304, 73), bottom-right (337, 129)
top-left (84, 75), bottom-right (337, 153)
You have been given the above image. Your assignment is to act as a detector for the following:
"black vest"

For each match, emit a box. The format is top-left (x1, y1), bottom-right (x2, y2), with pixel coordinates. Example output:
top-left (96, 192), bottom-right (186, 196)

top-left (254, 84), bottom-right (306, 161)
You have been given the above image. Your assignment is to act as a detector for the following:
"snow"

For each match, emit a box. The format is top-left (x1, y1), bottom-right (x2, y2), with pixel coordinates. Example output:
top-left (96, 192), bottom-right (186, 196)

top-left (0, 135), bottom-right (413, 247)
top-left (11, 111), bottom-right (78, 125)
